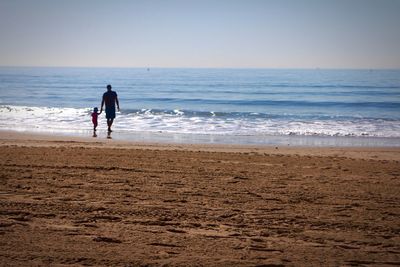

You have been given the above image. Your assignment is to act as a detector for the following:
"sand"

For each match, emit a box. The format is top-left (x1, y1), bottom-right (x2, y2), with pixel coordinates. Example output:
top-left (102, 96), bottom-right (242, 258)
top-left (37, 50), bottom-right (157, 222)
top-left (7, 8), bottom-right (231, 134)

top-left (0, 131), bottom-right (399, 266)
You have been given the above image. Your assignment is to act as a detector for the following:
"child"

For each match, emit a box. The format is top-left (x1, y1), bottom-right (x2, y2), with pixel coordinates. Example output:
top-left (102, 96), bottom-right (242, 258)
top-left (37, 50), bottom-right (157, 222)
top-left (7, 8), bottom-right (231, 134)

top-left (91, 107), bottom-right (101, 133)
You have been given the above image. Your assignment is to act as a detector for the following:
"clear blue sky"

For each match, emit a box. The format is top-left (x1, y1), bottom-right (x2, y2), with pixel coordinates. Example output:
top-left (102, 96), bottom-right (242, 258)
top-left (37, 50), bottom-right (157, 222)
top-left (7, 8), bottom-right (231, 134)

top-left (0, 0), bottom-right (399, 69)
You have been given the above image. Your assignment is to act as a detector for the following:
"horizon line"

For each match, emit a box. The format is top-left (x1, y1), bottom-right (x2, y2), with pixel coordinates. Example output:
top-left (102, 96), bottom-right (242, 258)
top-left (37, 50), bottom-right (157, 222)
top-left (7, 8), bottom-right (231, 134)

top-left (0, 65), bottom-right (399, 71)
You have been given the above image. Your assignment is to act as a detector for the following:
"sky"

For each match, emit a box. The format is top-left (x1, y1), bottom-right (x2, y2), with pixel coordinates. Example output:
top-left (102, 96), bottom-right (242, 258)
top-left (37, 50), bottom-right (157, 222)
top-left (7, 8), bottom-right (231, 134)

top-left (0, 0), bottom-right (399, 69)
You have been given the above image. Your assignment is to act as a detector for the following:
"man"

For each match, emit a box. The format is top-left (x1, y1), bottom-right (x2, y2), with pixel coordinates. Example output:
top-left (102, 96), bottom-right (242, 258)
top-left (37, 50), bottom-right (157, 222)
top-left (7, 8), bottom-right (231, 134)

top-left (100, 84), bottom-right (120, 132)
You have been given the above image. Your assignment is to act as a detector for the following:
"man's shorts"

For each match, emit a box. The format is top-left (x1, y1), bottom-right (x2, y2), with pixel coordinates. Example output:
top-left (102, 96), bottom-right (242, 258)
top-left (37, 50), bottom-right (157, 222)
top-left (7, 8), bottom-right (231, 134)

top-left (105, 107), bottom-right (116, 119)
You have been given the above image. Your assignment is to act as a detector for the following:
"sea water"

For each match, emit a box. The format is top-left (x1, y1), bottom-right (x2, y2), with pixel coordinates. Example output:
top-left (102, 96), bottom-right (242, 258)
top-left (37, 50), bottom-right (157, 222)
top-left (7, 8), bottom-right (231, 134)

top-left (0, 67), bottom-right (399, 146)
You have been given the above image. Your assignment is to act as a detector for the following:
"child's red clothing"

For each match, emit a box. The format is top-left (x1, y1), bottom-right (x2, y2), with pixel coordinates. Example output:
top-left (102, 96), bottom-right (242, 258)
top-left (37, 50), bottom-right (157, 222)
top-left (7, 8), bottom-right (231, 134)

top-left (92, 112), bottom-right (98, 126)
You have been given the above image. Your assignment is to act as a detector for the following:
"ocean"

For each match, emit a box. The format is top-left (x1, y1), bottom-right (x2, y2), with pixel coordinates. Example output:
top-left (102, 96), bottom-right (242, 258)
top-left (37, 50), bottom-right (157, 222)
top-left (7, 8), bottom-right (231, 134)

top-left (1, 67), bottom-right (399, 146)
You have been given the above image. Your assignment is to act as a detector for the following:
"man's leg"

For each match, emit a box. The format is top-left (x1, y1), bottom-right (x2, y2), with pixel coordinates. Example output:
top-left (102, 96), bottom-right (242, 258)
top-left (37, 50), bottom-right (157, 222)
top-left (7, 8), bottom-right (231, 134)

top-left (107, 118), bottom-right (114, 132)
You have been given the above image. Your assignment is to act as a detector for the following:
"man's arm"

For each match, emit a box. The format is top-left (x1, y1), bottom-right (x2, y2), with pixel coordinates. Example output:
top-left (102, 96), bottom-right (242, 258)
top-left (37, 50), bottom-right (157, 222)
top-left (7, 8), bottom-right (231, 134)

top-left (100, 96), bottom-right (105, 112)
top-left (116, 95), bottom-right (120, 112)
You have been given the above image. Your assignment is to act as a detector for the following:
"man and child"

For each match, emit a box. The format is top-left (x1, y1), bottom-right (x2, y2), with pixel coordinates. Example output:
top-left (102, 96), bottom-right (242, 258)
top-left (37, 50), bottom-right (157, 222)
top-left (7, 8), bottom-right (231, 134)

top-left (91, 84), bottom-right (120, 137)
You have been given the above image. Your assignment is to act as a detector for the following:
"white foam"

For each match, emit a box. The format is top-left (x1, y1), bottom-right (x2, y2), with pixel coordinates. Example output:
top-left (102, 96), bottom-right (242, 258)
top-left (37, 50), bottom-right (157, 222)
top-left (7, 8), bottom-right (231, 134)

top-left (1, 105), bottom-right (400, 138)
top-left (0, 105), bottom-right (94, 132)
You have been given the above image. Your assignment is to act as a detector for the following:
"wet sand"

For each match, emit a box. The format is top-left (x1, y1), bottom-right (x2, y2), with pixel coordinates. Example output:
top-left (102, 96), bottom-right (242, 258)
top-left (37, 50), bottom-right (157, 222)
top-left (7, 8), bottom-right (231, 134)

top-left (0, 131), bottom-right (399, 266)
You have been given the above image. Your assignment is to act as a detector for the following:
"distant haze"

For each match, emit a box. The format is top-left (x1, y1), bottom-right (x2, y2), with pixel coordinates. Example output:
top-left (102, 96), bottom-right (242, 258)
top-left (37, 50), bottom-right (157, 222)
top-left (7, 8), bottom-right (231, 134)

top-left (0, 0), bottom-right (399, 69)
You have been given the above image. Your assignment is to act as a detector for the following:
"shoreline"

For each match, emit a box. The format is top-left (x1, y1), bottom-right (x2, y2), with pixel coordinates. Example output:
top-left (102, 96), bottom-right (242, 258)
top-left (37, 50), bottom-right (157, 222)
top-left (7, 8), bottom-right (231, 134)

top-left (1, 129), bottom-right (400, 160)
top-left (2, 127), bottom-right (400, 147)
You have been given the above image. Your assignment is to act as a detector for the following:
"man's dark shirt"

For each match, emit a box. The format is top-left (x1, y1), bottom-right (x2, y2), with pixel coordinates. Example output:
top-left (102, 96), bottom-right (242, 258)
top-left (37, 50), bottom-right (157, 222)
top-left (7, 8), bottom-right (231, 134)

top-left (103, 91), bottom-right (117, 110)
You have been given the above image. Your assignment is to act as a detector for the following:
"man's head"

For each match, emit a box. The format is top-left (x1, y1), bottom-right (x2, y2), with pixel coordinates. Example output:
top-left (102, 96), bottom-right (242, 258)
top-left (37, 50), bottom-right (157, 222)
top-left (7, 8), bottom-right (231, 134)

top-left (107, 84), bottom-right (112, 91)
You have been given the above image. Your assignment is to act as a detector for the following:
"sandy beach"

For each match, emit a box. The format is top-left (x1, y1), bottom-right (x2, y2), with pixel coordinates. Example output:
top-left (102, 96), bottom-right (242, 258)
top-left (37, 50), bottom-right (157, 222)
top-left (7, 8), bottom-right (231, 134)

top-left (0, 131), bottom-right (399, 266)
